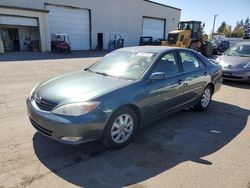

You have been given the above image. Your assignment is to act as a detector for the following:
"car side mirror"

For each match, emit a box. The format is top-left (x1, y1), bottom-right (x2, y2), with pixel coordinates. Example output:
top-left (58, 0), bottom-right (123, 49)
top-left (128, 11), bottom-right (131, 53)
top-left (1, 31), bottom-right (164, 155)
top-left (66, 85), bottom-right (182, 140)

top-left (149, 72), bottom-right (166, 81)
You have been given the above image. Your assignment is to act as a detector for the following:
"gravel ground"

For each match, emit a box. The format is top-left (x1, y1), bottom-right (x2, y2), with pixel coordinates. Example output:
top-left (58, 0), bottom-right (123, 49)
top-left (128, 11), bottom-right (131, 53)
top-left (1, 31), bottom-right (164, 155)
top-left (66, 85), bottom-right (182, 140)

top-left (0, 54), bottom-right (249, 188)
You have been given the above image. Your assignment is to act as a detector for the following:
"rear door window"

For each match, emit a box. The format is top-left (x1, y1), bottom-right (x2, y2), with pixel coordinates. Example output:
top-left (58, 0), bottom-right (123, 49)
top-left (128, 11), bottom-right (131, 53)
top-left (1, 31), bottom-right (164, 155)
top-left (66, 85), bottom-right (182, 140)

top-left (152, 52), bottom-right (180, 76)
top-left (179, 51), bottom-right (205, 72)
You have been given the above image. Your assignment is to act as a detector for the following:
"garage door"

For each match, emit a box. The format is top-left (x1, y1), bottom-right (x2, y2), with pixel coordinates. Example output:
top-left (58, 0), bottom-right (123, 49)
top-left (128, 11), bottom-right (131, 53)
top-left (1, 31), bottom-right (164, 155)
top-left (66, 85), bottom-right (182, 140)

top-left (46, 5), bottom-right (90, 50)
top-left (143, 17), bottom-right (165, 40)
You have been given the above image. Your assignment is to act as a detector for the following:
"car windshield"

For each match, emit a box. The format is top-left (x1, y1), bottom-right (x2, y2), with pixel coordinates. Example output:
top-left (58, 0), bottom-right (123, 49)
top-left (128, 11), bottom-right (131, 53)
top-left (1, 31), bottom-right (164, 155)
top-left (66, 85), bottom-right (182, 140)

top-left (88, 50), bottom-right (157, 80)
top-left (225, 44), bottom-right (250, 57)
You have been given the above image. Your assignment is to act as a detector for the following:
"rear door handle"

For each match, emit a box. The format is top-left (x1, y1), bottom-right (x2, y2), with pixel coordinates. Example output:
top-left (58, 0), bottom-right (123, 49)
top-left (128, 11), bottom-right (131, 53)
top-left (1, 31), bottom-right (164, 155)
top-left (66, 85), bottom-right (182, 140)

top-left (203, 71), bottom-right (208, 76)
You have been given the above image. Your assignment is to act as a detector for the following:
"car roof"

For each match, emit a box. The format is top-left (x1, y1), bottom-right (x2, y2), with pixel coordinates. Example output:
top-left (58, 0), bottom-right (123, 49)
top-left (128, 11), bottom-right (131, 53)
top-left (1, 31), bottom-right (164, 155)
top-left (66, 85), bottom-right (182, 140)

top-left (117, 46), bottom-right (183, 54)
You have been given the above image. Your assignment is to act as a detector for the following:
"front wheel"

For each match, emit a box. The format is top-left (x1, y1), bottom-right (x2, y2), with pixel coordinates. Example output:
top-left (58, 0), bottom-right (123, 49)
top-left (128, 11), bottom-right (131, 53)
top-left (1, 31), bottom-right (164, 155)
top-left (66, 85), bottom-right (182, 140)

top-left (103, 107), bottom-right (138, 149)
top-left (201, 42), bottom-right (213, 57)
top-left (195, 85), bottom-right (212, 111)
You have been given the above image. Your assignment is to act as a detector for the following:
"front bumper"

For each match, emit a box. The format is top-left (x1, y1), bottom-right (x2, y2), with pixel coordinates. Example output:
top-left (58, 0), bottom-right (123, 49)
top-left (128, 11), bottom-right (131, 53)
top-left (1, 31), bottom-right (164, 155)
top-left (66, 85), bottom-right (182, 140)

top-left (26, 98), bottom-right (108, 144)
top-left (222, 69), bottom-right (250, 82)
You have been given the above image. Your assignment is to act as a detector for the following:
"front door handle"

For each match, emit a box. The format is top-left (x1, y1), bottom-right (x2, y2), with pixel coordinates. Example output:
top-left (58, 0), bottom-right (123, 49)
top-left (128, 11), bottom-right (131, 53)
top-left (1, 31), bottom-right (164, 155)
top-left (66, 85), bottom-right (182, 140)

top-left (177, 79), bottom-right (184, 85)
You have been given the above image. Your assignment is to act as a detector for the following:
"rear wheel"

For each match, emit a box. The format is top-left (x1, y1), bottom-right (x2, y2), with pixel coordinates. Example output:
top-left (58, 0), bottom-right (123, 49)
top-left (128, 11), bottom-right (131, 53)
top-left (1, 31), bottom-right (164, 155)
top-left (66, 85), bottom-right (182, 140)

top-left (103, 107), bottom-right (138, 149)
top-left (195, 85), bottom-right (212, 111)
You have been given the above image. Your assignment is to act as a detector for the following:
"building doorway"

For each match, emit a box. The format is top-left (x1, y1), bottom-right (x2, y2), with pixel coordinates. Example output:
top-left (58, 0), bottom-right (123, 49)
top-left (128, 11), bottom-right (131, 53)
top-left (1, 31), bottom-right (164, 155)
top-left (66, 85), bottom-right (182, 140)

top-left (8, 28), bottom-right (20, 51)
top-left (0, 25), bottom-right (40, 52)
top-left (97, 33), bottom-right (103, 50)
top-left (0, 28), bottom-right (20, 52)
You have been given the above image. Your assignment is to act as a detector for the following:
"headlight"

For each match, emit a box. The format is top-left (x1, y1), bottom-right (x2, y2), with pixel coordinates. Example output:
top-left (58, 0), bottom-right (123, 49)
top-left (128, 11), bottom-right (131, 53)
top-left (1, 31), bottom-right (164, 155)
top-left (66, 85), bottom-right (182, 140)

top-left (244, 62), bottom-right (250, 68)
top-left (29, 84), bottom-right (39, 99)
top-left (52, 101), bottom-right (100, 116)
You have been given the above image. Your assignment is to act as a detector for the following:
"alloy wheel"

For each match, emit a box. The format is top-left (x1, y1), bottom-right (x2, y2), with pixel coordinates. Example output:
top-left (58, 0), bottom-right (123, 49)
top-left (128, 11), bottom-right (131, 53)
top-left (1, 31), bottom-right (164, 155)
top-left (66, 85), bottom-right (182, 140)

top-left (111, 114), bottom-right (134, 144)
top-left (201, 88), bottom-right (211, 108)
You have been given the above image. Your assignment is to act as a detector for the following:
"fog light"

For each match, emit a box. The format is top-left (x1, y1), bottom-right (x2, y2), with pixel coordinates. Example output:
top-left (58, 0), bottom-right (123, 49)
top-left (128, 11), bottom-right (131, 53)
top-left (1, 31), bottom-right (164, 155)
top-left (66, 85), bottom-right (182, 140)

top-left (60, 136), bottom-right (82, 142)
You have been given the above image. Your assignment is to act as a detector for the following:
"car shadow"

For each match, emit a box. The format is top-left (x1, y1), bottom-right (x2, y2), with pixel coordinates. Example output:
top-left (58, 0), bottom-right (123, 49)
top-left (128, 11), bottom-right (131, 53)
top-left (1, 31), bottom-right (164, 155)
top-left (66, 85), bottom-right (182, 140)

top-left (33, 100), bottom-right (249, 188)
top-left (223, 80), bottom-right (250, 89)
top-left (0, 50), bottom-right (108, 62)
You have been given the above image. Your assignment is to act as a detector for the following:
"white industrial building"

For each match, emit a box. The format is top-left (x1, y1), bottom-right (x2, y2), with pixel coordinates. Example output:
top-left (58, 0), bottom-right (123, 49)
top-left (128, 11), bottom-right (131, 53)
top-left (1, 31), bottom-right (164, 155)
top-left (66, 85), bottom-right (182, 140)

top-left (0, 0), bottom-right (181, 52)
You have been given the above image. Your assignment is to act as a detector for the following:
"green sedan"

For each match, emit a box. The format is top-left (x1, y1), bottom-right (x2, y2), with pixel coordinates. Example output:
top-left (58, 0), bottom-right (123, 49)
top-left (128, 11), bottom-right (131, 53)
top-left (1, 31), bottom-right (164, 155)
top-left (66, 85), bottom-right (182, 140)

top-left (27, 46), bottom-right (222, 149)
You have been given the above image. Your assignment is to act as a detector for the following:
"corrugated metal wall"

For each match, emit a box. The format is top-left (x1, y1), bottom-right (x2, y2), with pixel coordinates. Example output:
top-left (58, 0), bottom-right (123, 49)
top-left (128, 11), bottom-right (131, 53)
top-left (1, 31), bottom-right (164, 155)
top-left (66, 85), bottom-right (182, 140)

top-left (0, 0), bottom-right (181, 50)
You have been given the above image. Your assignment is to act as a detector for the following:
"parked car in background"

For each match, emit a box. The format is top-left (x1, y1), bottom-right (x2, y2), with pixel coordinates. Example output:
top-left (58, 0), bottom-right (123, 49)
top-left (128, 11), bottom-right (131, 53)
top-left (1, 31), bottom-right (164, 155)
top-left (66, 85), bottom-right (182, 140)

top-left (139, 36), bottom-right (165, 46)
top-left (210, 39), bottom-right (220, 55)
top-left (211, 39), bottom-right (230, 55)
top-left (218, 40), bottom-right (230, 54)
top-left (27, 46), bottom-right (222, 149)
top-left (216, 42), bottom-right (250, 82)
top-left (139, 36), bottom-right (153, 45)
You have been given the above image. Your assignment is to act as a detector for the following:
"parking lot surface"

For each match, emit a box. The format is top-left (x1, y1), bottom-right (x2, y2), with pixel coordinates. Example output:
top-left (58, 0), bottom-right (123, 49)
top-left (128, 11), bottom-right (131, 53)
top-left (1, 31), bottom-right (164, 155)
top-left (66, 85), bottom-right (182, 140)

top-left (0, 55), bottom-right (250, 188)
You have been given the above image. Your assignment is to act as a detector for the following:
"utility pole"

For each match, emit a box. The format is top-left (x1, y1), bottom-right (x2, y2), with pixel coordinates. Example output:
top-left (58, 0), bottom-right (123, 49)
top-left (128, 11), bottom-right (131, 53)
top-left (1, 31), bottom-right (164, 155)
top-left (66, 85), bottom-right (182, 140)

top-left (212, 14), bottom-right (218, 39)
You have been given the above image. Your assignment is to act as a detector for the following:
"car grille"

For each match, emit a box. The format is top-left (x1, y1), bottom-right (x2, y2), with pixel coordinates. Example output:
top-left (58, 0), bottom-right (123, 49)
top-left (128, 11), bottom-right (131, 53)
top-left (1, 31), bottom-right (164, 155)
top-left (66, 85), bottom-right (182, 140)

top-left (30, 118), bottom-right (53, 136)
top-left (223, 74), bottom-right (250, 80)
top-left (34, 95), bottom-right (57, 111)
top-left (167, 33), bottom-right (178, 45)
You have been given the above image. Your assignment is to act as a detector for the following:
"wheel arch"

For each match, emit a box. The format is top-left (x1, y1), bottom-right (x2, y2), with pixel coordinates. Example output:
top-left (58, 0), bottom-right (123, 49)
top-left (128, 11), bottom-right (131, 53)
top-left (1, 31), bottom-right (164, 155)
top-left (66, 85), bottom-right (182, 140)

top-left (112, 104), bottom-right (142, 125)
top-left (102, 103), bottom-right (142, 137)
top-left (207, 82), bottom-right (215, 94)
top-left (123, 104), bottom-right (142, 125)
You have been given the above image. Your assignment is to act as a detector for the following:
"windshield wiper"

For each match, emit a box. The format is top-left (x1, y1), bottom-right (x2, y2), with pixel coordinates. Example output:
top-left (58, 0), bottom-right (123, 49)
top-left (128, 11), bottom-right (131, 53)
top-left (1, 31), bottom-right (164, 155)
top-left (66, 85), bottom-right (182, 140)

top-left (87, 70), bottom-right (132, 80)
top-left (92, 71), bottom-right (117, 78)
top-left (93, 71), bottom-right (109, 76)
top-left (93, 71), bottom-right (130, 79)
top-left (84, 67), bottom-right (91, 71)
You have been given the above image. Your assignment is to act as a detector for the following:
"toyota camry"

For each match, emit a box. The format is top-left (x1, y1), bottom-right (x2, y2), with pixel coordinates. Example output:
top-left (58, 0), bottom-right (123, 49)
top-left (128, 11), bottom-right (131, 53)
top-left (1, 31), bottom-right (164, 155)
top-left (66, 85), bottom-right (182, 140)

top-left (27, 46), bottom-right (222, 149)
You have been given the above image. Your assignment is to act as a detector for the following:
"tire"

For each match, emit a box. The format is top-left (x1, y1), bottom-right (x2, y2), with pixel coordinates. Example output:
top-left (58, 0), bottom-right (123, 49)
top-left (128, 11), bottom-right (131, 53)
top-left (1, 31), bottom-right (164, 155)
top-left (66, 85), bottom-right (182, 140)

top-left (201, 42), bottom-right (213, 57)
top-left (103, 107), bottom-right (138, 149)
top-left (189, 41), bottom-right (199, 51)
top-left (194, 85), bottom-right (213, 111)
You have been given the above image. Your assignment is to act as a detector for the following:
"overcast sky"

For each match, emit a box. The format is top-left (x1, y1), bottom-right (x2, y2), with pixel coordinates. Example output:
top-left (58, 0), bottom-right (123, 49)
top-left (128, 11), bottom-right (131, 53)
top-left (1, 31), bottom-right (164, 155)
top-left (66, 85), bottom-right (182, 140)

top-left (154, 0), bottom-right (250, 34)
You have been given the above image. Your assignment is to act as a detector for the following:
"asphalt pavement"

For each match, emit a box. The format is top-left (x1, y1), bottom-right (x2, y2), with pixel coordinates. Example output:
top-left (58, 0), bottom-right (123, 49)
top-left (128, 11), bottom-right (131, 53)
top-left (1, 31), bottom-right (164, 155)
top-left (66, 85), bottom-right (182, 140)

top-left (0, 53), bottom-right (249, 188)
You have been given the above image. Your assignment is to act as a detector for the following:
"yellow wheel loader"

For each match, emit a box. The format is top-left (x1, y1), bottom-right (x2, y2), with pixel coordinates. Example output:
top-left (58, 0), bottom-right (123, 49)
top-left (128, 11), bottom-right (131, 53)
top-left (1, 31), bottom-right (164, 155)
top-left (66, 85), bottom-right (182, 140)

top-left (162, 21), bottom-right (213, 57)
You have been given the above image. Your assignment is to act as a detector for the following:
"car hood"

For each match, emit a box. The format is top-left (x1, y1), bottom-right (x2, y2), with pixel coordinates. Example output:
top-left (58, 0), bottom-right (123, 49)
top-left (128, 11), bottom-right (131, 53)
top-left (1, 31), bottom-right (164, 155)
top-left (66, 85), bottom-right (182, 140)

top-left (219, 55), bottom-right (250, 69)
top-left (34, 70), bottom-right (130, 105)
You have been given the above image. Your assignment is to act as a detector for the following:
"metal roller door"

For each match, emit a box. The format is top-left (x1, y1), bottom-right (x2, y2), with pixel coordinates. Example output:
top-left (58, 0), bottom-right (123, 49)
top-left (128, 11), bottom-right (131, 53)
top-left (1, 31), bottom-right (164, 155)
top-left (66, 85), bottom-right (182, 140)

top-left (46, 5), bottom-right (90, 50)
top-left (143, 17), bottom-right (165, 40)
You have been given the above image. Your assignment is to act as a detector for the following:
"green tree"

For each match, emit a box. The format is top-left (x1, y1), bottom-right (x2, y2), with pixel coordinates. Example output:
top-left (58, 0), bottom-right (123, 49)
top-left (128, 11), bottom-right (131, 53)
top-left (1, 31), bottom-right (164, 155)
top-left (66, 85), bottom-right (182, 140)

top-left (217, 22), bottom-right (226, 33)
top-left (240, 20), bottom-right (244, 27)
top-left (217, 22), bottom-right (232, 37)
top-left (244, 18), bottom-right (250, 39)
top-left (232, 21), bottom-right (244, 37)
top-left (217, 18), bottom-right (249, 38)
top-left (244, 18), bottom-right (249, 27)
top-left (223, 25), bottom-right (232, 37)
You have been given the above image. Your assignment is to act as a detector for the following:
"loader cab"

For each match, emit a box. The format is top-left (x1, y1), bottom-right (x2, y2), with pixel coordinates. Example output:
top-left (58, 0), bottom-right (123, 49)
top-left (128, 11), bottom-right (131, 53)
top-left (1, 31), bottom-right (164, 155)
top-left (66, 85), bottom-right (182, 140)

top-left (178, 21), bottom-right (203, 41)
